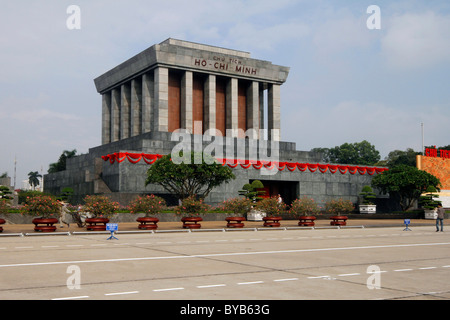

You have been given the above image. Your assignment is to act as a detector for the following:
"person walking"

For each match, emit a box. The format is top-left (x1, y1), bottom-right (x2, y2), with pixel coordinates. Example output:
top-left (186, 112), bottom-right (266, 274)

top-left (59, 200), bottom-right (73, 228)
top-left (436, 204), bottom-right (445, 232)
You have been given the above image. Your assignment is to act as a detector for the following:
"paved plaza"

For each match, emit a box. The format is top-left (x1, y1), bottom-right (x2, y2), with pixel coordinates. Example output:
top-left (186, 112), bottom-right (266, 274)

top-left (0, 220), bottom-right (448, 304)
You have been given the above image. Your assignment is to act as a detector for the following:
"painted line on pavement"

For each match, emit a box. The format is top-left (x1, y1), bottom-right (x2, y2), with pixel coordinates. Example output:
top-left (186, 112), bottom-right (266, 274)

top-left (2, 242), bottom-right (450, 269)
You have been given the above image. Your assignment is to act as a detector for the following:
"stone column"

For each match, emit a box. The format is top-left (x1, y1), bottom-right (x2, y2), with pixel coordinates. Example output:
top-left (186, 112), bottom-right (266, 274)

top-left (259, 84), bottom-right (265, 137)
top-left (181, 71), bottom-right (193, 132)
top-left (141, 73), bottom-right (153, 133)
top-left (268, 84), bottom-right (280, 141)
top-left (130, 79), bottom-right (142, 137)
top-left (246, 81), bottom-right (259, 139)
top-left (120, 83), bottom-right (131, 140)
top-left (226, 78), bottom-right (238, 136)
top-left (204, 74), bottom-right (216, 135)
top-left (154, 67), bottom-right (169, 132)
top-left (111, 88), bottom-right (121, 142)
top-left (101, 92), bottom-right (111, 145)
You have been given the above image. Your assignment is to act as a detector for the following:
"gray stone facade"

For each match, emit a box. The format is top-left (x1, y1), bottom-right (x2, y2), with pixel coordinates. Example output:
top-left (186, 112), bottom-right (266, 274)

top-left (94, 39), bottom-right (288, 144)
top-left (44, 39), bottom-right (384, 208)
top-left (44, 130), bottom-right (376, 207)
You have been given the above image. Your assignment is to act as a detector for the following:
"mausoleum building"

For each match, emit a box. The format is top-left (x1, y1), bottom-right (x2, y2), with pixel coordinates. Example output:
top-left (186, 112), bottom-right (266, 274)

top-left (44, 39), bottom-right (387, 207)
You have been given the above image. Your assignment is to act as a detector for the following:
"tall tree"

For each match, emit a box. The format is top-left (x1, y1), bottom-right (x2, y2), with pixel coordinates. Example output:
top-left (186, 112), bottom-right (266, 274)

top-left (312, 140), bottom-right (380, 165)
top-left (48, 149), bottom-right (77, 173)
top-left (371, 165), bottom-right (441, 211)
top-left (383, 148), bottom-right (421, 168)
top-left (145, 152), bottom-right (235, 200)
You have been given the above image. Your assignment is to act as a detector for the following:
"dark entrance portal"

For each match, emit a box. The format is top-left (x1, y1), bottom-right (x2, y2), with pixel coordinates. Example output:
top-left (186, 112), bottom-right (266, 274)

top-left (253, 180), bottom-right (298, 206)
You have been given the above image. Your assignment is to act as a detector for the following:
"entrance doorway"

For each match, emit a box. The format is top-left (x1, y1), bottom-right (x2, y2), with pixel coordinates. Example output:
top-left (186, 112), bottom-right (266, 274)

top-left (253, 180), bottom-right (299, 206)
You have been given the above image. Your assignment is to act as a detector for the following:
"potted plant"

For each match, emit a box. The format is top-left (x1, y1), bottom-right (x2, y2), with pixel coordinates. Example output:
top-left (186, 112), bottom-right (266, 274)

top-left (21, 194), bottom-right (61, 232)
top-left (419, 186), bottom-right (441, 219)
top-left (239, 180), bottom-right (266, 221)
top-left (359, 185), bottom-right (377, 214)
top-left (290, 196), bottom-right (320, 226)
top-left (0, 186), bottom-right (13, 232)
top-left (325, 198), bottom-right (354, 226)
top-left (221, 197), bottom-right (252, 228)
top-left (257, 196), bottom-right (286, 227)
top-left (175, 196), bottom-right (210, 229)
top-left (0, 199), bottom-right (8, 232)
top-left (83, 195), bottom-right (119, 231)
top-left (129, 194), bottom-right (166, 230)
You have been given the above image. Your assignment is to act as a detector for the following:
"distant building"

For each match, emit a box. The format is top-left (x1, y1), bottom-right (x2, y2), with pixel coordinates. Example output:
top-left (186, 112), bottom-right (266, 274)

top-left (0, 177), bottom-right (11, 189)
top-left (21, 179), bottom-right (43, 192)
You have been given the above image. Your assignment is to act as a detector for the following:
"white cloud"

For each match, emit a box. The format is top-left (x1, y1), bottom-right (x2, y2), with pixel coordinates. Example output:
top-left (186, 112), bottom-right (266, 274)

top-left (10, 109), bottom-right (80, 123)
top-left (225, 21), bottom-right (310, 52)
top-left (381, 11), bottom-right (450, 69)
top-left (312, 13), bottom-right (372, 55)
top-left (283, 100), bottom-right (450, 158)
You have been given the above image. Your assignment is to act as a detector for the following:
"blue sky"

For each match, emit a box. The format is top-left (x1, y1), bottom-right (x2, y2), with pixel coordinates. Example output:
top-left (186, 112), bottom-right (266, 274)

top-left (1, 0), bottom-right (449, 186)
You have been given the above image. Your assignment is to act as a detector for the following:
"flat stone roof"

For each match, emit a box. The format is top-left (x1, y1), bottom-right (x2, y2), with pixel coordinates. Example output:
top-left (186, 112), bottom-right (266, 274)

top-left (94, 38), bottom-right (290, 94)
top-left (161, 38), bottom-right (251, 59)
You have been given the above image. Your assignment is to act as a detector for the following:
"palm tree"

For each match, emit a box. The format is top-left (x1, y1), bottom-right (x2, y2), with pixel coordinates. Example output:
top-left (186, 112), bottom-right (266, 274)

top-left (28, 171), bottom-right (42, 190)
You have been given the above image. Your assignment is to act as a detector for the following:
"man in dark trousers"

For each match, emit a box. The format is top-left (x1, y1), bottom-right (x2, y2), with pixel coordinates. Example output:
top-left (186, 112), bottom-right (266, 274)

top-left (436, 204), bottom-right (445, 232)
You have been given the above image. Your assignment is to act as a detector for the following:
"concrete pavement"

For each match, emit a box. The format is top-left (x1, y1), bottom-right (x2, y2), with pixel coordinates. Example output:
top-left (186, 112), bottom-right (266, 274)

top-left (0, 218), bottom-right (440, 235)
top-left (0, 224), bottom-right (448, 302)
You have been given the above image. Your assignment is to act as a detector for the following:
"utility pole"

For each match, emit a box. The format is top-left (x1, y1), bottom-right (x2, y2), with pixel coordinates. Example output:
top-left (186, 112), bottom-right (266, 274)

top-left (421, 123), bottom-right (424, 155)
top-left (14, 155), bottom-right (17, 190)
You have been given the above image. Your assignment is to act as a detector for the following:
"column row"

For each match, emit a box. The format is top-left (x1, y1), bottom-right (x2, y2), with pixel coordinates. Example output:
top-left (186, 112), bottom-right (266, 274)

top-left (101, 67), bottom-right (281, 144)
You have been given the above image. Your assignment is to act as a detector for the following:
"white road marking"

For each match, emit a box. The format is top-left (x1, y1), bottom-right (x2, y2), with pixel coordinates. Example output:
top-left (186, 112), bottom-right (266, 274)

top-left (197, 284), bottom-right (226, 288)
top-left (52, 296), bottom-right (89, 300)
top-left (273, 278), bottom-right (299, 282)
top-left (394, 269), bottom-right (413, 272)
top-left (2, 242), bottom-right (450, 268)
top-left (153, 287), bottom-right (184, 292)
top-left (105, 291), bottom-right (139, 296)
top-left (238, 281), bottom-right (264, 285)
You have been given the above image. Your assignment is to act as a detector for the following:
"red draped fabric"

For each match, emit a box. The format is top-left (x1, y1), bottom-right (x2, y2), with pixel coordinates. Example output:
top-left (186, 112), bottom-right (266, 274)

top-left (101, 152), bottom-right (388, 176)
top-left (102, 152), bottom-right (162, 164)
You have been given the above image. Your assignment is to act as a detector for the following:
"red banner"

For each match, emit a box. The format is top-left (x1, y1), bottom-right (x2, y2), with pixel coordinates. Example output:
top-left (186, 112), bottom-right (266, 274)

top-left (102, 152), bottom-right (388, 176)
top-left (101, 152), bottom-right (163, 165)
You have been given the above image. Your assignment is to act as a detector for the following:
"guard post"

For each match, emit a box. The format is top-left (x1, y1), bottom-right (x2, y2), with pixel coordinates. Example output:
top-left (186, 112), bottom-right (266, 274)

top-left (106, 223), bottom-right (119, 240)
top-left (403, 219), bottom-right (411, 231)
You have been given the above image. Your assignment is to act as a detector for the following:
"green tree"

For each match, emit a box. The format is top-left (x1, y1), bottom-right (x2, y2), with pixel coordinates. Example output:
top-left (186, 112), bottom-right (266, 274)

top-left (145, 152), bottom-right (235, 200)
top-left (59, 187), bottom-right (74, 202)
top-left (371, 165), bottom-right (441, 211)
top-left (28, 171), bottom-right (42, 190)
top-left (0, 185), bottom-right (13, 200)
top-left (239, 180), bottom-right (265, 202)
top-left (48, 149), bottom-right (77, 173)
top-left (380, 148), bottom-right (420, 168)
top-left (312, 140), bottom-right (380, 165)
